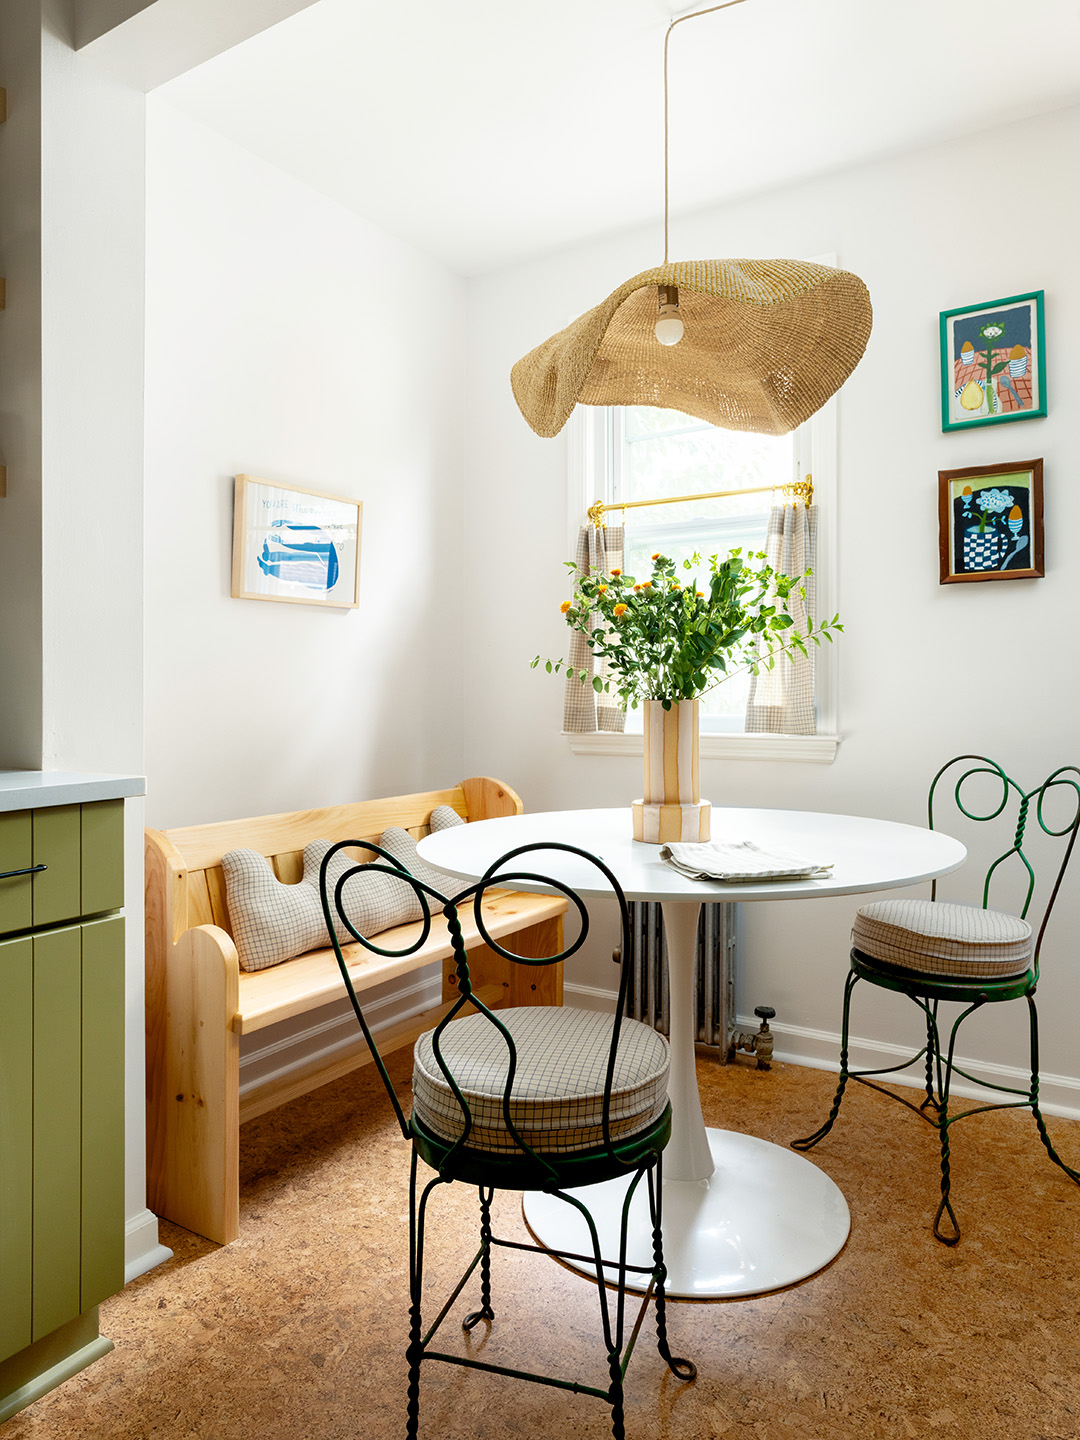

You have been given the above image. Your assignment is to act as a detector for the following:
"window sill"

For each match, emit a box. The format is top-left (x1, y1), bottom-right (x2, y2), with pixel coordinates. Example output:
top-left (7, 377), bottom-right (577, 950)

top-left (566, 732), bottom-right (840, 763)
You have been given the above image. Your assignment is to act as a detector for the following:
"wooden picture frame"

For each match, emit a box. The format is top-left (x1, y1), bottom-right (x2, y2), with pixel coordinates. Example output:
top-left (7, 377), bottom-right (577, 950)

top-left (940, 291), bottom-right (1046, 432)
top-left (231, 475), bottom-right (362, 608)
top-left (938, 460), bottom-right (1043, 584)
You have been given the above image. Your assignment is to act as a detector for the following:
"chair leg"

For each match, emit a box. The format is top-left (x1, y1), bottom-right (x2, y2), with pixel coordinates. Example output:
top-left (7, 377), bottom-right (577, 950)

top-left (407, 1155), bottom-right (446, 1440)
top-left (606, 1349), bottom-right (626, 1440)
top-left (919, 1001), bottom-right (942, 1114)
top-left (792, 969), bottom-right (860, 1150)
top-left (648, 1159), bottom-right (696, 1382)
top-left (931, 1010), bottom-right (963, 1246)
top-left (932, 1104), bottom-right (961, 1246)
top-left (463, 1186), bottom-right (496, 1331)
top-left (1027, 994), bottom-right (1080, 1186)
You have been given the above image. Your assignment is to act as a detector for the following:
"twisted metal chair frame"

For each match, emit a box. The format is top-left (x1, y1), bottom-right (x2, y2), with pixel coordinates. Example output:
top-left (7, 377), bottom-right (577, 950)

top-left (793, 755), bottom-right (1080, 1245)
top-left (319, 838), bottom-right (695, 1440)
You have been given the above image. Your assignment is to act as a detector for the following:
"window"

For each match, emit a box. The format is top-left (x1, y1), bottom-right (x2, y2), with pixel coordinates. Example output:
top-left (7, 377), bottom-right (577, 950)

top-left (610, 407), bottom-right (802, 733)
top-left (568, 399), bottom-right (839, 760)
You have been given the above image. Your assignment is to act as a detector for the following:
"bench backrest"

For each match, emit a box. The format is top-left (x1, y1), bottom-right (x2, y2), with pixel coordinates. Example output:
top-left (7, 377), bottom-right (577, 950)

top-left (145, 777), bottom-right (523, 948)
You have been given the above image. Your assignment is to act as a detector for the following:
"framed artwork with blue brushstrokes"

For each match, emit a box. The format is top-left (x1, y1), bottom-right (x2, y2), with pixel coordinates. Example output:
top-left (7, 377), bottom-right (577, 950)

top-left (938, 460), bottom-right (1043, 584)
top-left (232, 474), bottom-right (362, 608)
top-left (940, 291), bottom-right (1046, 431)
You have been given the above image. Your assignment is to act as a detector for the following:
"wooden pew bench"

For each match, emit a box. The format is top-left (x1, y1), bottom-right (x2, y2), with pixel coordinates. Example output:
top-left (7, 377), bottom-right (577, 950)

top-left (144, 777), bottom-right (567, 1244)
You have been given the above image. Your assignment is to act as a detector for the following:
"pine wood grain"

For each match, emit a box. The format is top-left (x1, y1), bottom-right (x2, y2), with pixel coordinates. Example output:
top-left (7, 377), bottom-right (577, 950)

top-left (144, 780), bottom-right (567, 1245)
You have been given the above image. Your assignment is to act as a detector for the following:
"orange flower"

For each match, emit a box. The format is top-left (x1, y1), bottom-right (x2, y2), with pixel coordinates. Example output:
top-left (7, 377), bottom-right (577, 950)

top-left (671, 583), bottom-right (681, 591)
top-left (613, 603), bottom-right (628, 617)
top-left (651, 552), bottom-right (660, 561)
top-left (597, 584), bottom-right (608, 594)
top-left (696, 590), bottom-right (705, 598)
top-left (642, 581), bottom-right (652, 589)
top-left (633, 584), bottom-right (644, 592)
top-left (610, 568), bottom-right (622, 576)
top-left (560, 600), bottom-right (571, 614)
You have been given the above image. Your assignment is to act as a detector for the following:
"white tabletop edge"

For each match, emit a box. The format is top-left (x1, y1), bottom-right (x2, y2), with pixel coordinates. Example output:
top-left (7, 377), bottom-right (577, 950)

top-left (417, 807), bottom-right (967, 905)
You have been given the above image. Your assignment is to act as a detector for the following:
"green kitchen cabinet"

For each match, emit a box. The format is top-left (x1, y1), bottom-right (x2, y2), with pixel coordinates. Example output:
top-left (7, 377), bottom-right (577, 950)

top-left (0, 790), bottom-right (131, 1420)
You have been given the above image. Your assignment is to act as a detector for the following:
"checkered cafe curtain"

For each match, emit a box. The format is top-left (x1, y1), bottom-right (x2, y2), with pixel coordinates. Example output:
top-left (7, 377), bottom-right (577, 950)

top-left (563, 524), bottom-right (627, 735)
top-left (744, 503), bottom-right (818, 736)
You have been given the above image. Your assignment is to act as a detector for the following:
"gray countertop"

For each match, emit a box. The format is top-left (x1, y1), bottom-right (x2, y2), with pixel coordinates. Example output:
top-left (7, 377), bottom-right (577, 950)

top-left (0, 771), bottom-right (146, 811)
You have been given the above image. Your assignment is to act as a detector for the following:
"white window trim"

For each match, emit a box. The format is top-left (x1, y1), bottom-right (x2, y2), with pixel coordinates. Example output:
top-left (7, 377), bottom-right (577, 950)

top-left (568, 730), bottom-right (840, 762)
top-left (565, 253), bottom-right (841, 763)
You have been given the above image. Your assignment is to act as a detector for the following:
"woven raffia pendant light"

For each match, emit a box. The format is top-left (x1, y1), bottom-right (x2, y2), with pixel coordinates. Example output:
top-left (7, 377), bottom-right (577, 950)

top-left (511, 2), bottom-right (872, 439)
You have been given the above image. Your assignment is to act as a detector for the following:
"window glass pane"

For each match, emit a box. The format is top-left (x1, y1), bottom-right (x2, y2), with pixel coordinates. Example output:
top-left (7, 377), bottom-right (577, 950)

top-left (613, 407), bottom-right (796, 733)
top-left (621, 518), bottom-right (767, 732)
top-left (621, 407), bottom-right (795, 522)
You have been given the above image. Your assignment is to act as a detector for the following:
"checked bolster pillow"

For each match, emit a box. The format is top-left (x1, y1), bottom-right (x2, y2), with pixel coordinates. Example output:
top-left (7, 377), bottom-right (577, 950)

top-left (412, 1006), bottom-right (670, 1155)
top-left (222, 805), bottom-right (464, 972)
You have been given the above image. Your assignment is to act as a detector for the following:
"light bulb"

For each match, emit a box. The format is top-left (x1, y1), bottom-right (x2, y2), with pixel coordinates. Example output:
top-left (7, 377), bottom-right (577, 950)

top-left (654, 283), bottom-right (684, 345)
top-left (655, 314), bottom-right (684, 345)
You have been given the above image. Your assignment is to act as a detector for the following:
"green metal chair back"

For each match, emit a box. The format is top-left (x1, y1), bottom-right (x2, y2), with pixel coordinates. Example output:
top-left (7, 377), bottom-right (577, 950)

top-left (928, 755), bottom-right (1080, 979)
top-left (317, 838), bottom-right (642, 1180)
top-left (315, 837), bottom-right (694, 1437)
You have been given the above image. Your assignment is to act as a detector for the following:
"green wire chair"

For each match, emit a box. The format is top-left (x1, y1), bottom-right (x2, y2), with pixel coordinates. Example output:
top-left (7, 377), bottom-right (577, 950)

top-left (319, 838), bottom-right (695, 1440)
top-left (792, 755), bottom-right (1080, 1244)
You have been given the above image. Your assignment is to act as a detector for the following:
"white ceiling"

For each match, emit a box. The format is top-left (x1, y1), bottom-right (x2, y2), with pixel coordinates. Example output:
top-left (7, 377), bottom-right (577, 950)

top-left (158, 0), bottom-right (1080, 275)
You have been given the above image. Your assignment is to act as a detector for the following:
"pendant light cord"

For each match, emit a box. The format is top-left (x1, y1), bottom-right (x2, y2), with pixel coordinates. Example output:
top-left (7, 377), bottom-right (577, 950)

top-left (664, 0), bottom-right (749, 264)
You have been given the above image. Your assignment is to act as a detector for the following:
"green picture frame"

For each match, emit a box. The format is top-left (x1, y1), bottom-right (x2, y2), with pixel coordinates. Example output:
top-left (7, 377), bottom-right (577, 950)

top-left (939, 290), bottom-right (1046, 432)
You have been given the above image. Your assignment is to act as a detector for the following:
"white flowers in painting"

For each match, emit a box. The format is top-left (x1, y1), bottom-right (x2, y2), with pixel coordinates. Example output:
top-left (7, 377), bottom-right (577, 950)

top-left (979, 488), bottom-right (1015, 513)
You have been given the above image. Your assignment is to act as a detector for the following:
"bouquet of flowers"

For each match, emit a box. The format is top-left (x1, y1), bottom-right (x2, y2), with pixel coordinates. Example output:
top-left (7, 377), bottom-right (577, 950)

top-left (533, 549), bottom-right (842, 710)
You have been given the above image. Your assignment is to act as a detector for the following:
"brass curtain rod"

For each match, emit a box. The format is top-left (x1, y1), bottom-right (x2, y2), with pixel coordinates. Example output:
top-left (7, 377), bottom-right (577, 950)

top-left (588, 476), bottom-right (813, 528)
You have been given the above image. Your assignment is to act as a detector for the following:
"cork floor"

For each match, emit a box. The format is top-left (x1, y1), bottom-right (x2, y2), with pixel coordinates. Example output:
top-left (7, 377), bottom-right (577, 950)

top-left (7, 1052), bottom-right (1080, 1440)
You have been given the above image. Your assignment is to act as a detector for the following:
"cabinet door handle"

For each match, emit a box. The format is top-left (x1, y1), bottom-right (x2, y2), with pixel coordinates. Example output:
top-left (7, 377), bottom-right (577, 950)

top-left (0, 864), bottom-right (47, 880)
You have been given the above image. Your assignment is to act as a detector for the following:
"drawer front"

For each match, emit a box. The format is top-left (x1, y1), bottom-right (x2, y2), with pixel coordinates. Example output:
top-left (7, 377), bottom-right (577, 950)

top-left (0, 812), bottom-right (33, 935)
top-left (31, 807), bottom-right (82, 928)
top-left (0, 801), bottom-right (126, 937)
top-left (81, 800), bottom-right (124, 916)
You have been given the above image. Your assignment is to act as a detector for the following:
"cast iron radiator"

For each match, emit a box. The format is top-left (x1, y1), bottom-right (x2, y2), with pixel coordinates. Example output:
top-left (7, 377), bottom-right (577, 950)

top-left (623, 901), bottom-right (774, 1065)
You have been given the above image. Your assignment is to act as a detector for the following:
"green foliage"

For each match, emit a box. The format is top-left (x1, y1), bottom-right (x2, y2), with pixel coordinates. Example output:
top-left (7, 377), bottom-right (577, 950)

top-left (531, 550), bottom-right (843, 709)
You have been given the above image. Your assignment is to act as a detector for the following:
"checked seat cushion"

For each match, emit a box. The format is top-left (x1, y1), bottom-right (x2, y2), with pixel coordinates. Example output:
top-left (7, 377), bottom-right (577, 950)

top-left (412, 1006), bottom-right (670, 1155)
top-left (853, 898), bottom-right (1033, 981)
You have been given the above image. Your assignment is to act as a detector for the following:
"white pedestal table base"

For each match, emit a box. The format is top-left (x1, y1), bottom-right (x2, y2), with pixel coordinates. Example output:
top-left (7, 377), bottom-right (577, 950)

top-left (522, 1127), bottom-right (850, 1299)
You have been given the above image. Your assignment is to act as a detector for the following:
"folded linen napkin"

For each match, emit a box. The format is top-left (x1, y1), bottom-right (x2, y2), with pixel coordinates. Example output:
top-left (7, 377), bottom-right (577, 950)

top-left (659, 839), bottom-right (834, 882)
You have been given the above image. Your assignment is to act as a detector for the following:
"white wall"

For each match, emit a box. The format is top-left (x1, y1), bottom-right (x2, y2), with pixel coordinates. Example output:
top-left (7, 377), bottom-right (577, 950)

top-left (463, 102), bottom-right (1080, 1109)
top-left (0, 0), bottom-right (44, 770)
top-left (0, 0), bottom-right (158, 1280)
top-left (144, 100), bottom-right (467, 829)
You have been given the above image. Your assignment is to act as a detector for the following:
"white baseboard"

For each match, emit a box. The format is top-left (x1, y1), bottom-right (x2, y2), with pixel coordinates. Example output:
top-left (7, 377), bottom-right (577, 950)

top-left (762, 1016), bottom-right (1080, 1123)
top-left (563, 981), bottom-right (618, 1012)
top-left (566, 982), bottom-right (1080, 1122)
top-left (124, 1209), bottom-right (173, 1284)
top-left (239, 967), bottom-right (443, 1099)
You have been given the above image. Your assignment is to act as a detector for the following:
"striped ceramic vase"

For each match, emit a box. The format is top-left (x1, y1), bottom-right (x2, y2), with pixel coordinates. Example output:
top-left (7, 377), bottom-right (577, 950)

top-left (632, 698), bottom-right (711, 844)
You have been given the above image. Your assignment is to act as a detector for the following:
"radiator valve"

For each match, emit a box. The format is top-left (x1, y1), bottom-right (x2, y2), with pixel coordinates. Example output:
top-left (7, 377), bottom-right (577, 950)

top-left (728, 1005), bottom-right (776, 1070)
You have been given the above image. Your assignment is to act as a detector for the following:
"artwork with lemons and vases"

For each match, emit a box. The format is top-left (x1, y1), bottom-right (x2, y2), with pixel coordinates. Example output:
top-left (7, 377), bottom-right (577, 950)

top-left (938, 460), bottom-right (1044, 584)
top-left (940, 291), bottom-right (1046, 431)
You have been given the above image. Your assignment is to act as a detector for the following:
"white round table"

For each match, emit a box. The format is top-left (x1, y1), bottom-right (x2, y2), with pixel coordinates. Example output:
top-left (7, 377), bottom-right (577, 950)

top-left (418, 807), bottom-right (966, 1299)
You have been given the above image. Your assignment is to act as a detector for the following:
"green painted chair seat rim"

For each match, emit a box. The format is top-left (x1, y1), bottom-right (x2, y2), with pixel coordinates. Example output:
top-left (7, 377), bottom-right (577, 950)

top-left (851, 948), bottom-right (1035, 1003)
top-left (409, 1105), bottom-right (672, 1191)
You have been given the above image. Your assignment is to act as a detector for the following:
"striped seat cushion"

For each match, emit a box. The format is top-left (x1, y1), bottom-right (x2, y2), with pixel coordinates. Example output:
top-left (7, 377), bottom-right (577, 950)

top-left (412, 1006), bottom-right (670, 1155)
top-left (853, 898), bottom-right (1033, 980)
